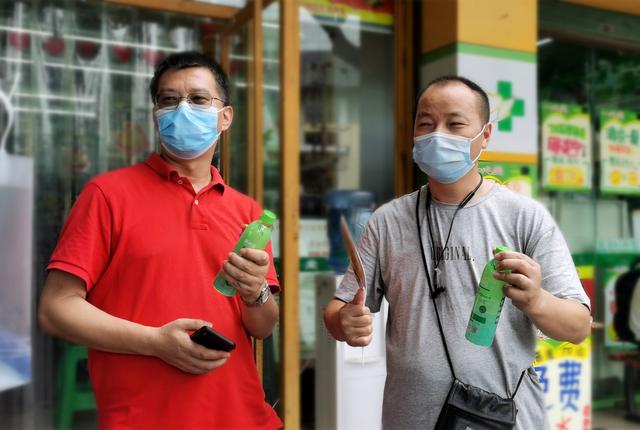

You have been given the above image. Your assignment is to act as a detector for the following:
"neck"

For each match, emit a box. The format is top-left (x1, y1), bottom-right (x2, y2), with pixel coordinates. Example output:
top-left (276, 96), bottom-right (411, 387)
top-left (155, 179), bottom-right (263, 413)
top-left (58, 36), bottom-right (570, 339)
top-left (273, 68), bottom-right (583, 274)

top-left (428, 169), bottom-right (484, 204)
top-left (160, 147), bottom-right (214, 193)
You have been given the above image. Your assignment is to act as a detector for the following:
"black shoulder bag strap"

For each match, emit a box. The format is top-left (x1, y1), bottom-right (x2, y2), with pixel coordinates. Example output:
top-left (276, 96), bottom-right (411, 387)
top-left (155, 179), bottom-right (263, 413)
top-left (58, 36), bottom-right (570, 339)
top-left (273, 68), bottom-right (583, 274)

top-left (415, 184), bottom-right (526, 399)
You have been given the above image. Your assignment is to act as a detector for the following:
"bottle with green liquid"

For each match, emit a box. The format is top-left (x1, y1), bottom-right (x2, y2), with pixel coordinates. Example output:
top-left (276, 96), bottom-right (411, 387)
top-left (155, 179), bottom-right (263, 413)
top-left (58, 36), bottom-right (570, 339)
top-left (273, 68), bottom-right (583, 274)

top-left (465, 245), bottom-right (512, 346)
top-left (214, 210), bottom-right (277, 297)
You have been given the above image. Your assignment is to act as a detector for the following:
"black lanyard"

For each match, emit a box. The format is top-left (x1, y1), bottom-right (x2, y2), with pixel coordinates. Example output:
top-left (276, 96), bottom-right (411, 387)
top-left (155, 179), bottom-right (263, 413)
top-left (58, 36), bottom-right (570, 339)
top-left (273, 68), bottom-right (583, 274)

top-left (415, 176), bottom-right (527, 397)
top-left (422, 174), bottom-right (483, 299)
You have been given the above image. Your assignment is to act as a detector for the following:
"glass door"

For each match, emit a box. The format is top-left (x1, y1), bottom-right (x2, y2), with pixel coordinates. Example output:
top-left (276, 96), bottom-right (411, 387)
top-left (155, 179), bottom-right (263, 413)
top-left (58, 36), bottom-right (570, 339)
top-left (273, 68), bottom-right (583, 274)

top-left (220, 0), bottom-right (276, 406)
top-left (0, 1), bottom-right (221, 427)
top-left (221, 3), bottom-right (302, 427)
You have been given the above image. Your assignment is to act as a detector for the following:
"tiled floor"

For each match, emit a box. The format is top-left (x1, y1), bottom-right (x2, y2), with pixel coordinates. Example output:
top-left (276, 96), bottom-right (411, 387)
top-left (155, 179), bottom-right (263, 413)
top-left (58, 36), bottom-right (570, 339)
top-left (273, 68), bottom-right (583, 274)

top-left (74, 408), bottom-right (638, 430)
top-left (5, 406), bottom-right (640, 429)
top-left (594, 408), bottom-right (640, 430)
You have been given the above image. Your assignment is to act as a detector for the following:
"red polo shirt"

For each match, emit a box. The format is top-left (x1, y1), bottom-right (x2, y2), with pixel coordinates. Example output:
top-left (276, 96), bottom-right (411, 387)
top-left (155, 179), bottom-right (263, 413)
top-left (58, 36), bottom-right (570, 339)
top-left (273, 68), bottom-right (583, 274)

top-left (48, 153), bottom-right (282, 430)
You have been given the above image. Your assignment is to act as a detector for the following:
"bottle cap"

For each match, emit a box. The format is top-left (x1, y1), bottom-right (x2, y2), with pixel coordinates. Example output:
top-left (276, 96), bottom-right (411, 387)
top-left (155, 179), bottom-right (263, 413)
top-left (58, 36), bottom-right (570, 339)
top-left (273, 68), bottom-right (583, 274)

top-left (494, 245), bottom-right (511, 254)
top-left (259, 210), bottom-right (277, 226)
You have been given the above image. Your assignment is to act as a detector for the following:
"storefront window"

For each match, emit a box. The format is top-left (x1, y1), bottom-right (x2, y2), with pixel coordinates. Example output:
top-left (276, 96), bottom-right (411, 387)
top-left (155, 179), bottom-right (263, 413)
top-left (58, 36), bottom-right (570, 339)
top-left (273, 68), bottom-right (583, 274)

top-left (262, 0), bottom-right (281, 410)
top-left (0, 1), bottom-right (216, 426)
top-left (296, 2), bottom-right (395, 426)
top-left (299, 5), bottom-right (395, 215)
top-left (227, 25), bottom-right (250, 193)
top-left (539, 2), bottom-right (640, 413)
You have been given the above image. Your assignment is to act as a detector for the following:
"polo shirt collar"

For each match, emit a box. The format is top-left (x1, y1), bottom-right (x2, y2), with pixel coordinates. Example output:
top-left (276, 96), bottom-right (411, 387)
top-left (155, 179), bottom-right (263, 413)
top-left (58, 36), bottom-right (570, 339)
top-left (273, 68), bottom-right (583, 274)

top-left (145, 152), bottom-right (226, 192)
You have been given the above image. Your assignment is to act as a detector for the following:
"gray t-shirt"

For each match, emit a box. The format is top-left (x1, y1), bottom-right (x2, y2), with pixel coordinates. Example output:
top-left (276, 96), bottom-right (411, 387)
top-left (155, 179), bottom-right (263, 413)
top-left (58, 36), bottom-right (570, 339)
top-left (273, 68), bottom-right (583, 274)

top-left (335, 183), bottom-right (590, 429)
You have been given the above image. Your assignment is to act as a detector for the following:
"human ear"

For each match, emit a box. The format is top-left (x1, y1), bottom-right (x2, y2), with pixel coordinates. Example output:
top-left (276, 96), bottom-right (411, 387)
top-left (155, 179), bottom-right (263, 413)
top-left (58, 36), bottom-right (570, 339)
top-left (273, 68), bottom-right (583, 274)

top-left (481, 122), bottom-right (493, 149)
top-left (219, 106), bottom-right (234, 132)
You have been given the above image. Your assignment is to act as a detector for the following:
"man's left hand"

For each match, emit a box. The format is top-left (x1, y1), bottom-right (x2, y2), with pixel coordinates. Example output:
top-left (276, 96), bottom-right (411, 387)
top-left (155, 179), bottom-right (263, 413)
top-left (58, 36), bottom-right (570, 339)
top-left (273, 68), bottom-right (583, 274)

top-left (221, 248), bottom-right (269, 303)
top-left (493, 250), bottom-right (545, 316)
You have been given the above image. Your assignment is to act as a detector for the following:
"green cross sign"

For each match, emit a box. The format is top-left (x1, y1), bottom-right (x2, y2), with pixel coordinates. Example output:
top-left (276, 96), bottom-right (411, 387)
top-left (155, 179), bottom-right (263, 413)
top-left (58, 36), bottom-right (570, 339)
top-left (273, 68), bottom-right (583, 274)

top-left (497, 81), bottom-right (524, 132)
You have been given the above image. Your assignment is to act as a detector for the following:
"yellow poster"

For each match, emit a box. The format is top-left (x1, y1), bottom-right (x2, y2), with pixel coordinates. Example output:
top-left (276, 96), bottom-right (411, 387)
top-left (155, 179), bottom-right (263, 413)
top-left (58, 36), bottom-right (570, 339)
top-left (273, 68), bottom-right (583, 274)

top-left (534, 337), bottom-right (592, 430)
top-left (299, 0), bottom-right (393, 27)
top-left (541, 102), bottom-right (592, 192)
top-left (600, 109), bottom-right (640, 195)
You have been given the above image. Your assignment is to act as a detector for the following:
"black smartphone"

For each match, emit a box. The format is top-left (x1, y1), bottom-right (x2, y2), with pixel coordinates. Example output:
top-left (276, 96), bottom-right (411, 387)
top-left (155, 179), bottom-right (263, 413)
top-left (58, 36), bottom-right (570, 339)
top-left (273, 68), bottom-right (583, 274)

top-left (190, 326), bottom-right (236, 352)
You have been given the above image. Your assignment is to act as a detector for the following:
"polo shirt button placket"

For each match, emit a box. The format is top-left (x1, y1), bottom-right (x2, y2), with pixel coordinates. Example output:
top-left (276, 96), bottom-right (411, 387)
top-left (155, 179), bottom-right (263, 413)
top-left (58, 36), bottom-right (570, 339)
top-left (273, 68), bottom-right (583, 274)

top-left (194, 199), bottom-right (199, 206)
top-left (178, 179), bottom-right (183, 185)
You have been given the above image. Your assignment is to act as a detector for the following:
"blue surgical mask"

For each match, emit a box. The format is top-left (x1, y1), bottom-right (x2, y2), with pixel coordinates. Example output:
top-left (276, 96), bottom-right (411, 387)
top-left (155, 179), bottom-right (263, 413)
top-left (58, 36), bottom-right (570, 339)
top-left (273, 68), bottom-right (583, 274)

top-left (155, 102), bottom-right (225, 160)
top-left (412, 125), bottom-right (486, 184)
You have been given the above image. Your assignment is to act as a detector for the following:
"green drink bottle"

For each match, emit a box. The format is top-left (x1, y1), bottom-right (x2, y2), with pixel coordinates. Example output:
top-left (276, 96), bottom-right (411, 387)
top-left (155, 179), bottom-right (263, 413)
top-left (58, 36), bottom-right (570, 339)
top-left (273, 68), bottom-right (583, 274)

top-left (465, 245), bottom-right (512, 346)
top-left (214, 210), bottom-right (277, 297)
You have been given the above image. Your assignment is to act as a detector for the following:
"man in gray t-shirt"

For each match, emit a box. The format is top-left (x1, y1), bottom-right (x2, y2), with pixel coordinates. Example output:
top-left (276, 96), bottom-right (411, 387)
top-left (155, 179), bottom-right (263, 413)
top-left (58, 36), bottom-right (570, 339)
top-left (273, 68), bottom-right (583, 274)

top-left (324, 76), bottom-right (591, 429)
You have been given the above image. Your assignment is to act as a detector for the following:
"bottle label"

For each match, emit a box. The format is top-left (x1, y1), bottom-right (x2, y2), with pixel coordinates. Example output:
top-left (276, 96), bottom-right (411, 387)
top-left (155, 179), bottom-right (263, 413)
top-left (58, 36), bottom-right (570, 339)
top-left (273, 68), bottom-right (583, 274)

top-left (465, 281), bottom-right (505, 346)
top-left (471, 312), bottom-right (486, 324)
top-left (466, 247), bottom-right (511, 346)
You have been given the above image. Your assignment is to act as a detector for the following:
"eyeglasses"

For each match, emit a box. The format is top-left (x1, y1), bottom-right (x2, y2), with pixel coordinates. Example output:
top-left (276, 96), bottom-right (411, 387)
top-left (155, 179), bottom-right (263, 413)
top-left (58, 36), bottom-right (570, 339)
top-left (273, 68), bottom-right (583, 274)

top-left (155, 92), bottom-right (226, 109)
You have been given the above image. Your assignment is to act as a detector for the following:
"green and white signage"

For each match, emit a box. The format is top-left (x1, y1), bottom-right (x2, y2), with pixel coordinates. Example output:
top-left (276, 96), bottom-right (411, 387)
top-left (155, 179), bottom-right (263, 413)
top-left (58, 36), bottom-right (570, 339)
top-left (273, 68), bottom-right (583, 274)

top-left (600, 109), bottom-right (640, 195)
top-left (541, 102), bottom-right (592, 192)
top-left (479, 161), bottom-right (538, 198)
top-left (420, 44), bottom-right (537, 157)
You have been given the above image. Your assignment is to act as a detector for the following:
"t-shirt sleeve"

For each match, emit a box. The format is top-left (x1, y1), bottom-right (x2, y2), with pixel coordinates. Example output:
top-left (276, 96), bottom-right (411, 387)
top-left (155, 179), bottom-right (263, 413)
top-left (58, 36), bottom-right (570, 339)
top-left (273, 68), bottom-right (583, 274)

top-left (47, 182), bottom-right (112, 292)
top-left (334, 214), bottom-right (385, 313)
top-left (526, 210), bottom-right (590, 310)
top-left (250, 201), bottom-right (280, 294)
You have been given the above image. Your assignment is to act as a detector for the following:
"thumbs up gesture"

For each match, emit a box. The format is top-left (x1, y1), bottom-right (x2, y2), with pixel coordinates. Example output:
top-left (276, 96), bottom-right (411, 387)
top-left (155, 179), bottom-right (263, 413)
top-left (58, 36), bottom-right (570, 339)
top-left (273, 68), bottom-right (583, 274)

top-left (338, 287), bottom-right (373, 347)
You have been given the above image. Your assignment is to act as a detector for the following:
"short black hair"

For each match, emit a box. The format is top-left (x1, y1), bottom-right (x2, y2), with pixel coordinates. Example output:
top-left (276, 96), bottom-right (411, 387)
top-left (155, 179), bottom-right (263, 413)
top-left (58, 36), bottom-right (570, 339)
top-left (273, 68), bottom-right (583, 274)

top-left (149, 51), bottom-right (230, 106)
top-left (416, 76), bottom-right (490, 123)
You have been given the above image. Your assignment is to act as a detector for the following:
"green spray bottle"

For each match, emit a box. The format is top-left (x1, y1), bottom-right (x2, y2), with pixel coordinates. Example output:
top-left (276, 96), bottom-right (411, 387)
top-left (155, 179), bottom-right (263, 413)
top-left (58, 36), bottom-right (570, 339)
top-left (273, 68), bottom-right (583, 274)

top-left (465, 245), bottom-right (512, 346)
top-left (214, 210), bottom-right (277, 297)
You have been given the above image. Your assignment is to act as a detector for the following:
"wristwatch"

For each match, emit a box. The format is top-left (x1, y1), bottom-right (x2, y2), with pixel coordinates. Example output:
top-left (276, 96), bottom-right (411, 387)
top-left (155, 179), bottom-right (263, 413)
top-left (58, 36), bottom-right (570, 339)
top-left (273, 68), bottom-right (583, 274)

top-left (243, 281), bottom-right (270, 307)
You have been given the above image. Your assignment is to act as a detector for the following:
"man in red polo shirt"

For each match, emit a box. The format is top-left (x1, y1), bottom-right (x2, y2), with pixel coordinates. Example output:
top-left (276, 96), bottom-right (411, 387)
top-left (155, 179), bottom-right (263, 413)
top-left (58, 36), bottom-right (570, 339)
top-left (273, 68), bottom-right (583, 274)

top-left (38, 51), bottom-right (282, 429)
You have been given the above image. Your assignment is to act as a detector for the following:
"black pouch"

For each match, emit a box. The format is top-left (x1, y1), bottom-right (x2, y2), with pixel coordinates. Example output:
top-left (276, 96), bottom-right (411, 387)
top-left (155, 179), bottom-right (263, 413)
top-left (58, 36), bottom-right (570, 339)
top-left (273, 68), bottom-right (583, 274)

top-left (415, 187), bottom-right (525, 430)
top-left (435, 378), bottom-right (518, 430)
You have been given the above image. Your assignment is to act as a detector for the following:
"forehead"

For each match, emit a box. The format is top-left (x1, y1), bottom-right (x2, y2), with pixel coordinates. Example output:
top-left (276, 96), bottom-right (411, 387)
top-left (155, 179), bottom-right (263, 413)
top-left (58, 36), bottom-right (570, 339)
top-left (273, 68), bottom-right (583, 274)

top-left (417, 82), bottom-right (483, 120)
top-left (157, 66), bottom-right (218, 94)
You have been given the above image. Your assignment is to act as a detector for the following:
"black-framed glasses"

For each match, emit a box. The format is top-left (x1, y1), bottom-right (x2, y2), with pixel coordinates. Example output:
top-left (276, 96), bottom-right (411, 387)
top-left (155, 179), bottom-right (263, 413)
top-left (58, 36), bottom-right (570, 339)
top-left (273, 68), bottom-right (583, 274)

top-left (155, 92), bottom-right (226, 109)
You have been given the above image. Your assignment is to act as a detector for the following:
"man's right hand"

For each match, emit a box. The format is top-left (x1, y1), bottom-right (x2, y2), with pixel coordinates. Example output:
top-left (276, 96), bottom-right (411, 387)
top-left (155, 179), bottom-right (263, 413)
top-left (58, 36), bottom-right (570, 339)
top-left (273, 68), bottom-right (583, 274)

top-left (38, 270), bottom-right (230, 373)
top-left (152, 319), bottom-right (230, 375)
top-left (337, 288), bottom-right (373, 347)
